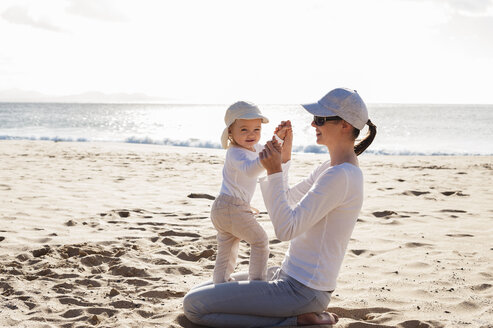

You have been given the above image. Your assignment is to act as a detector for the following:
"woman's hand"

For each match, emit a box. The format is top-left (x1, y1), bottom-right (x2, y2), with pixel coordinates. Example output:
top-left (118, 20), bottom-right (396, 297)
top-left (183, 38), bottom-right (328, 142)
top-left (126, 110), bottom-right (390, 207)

top-left (274, 120), bottom-right (293, 163)
top-left (259, 139), bottom-right (283, 175)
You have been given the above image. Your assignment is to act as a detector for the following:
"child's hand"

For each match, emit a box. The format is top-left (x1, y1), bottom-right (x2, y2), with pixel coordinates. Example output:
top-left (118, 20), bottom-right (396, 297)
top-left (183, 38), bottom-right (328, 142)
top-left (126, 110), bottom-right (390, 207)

top-left (274, 121), bottom-right (292, 140)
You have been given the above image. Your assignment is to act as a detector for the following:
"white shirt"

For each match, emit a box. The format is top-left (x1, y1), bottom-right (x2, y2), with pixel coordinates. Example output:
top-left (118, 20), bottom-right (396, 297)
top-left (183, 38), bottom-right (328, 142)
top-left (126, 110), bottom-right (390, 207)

top-left (260, 161), bottom-right (363, 291)
top-left (219, 144), bottom-right (265, 204)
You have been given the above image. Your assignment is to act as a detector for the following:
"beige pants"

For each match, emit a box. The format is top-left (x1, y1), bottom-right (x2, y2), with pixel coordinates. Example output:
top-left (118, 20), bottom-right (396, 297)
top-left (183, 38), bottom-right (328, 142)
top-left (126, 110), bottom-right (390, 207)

top-left (210, 193), bottom-right (269, 284)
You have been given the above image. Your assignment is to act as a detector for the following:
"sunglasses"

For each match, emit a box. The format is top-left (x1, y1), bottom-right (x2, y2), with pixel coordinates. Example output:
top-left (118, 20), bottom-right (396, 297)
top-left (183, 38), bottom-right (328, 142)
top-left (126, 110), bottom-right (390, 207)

top-left (313, 116), bottom-right (342, 126)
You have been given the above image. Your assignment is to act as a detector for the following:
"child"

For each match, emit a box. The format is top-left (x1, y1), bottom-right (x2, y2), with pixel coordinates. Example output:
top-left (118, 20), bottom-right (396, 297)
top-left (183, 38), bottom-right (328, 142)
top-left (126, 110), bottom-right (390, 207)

top-left (211, 101), bottom-right (289, 284)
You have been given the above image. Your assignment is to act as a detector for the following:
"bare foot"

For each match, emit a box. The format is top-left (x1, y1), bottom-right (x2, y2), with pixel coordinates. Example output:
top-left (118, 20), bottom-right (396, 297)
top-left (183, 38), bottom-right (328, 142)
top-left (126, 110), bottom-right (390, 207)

top-left (297, 312), bottom-right (339, 326)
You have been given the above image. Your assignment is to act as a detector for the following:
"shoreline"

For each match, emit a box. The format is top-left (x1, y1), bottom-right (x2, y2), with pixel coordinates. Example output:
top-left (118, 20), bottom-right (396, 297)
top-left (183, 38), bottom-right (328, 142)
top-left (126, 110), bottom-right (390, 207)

top-left (2, 138), bottom-right (492, 157)
top-left (1, 140), bottom-right (492, 327)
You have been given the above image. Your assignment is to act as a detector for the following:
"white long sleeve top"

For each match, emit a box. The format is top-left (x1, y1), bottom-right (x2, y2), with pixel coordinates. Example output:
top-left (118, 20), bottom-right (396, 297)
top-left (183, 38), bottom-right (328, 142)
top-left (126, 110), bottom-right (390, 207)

top-left (259, 160), bottom-right (363, 291)
top-left (219, 144), bottom-right (265, 204)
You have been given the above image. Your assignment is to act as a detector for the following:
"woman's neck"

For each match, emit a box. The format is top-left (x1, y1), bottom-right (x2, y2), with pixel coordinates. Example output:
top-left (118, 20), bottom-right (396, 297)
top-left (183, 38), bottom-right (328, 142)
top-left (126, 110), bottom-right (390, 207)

top-left (328, 145), bottom-right (358, 167)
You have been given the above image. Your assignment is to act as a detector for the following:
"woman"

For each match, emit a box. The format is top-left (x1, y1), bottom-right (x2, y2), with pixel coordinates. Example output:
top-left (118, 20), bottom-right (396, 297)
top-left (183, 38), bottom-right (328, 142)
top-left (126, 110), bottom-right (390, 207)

top-left (183, 88), bottom-right (377, 327)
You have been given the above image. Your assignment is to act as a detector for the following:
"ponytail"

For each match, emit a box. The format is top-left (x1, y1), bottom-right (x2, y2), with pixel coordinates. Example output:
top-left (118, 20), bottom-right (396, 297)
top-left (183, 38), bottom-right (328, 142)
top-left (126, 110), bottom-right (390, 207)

top-left (354, 119), bottom-right (377, 156)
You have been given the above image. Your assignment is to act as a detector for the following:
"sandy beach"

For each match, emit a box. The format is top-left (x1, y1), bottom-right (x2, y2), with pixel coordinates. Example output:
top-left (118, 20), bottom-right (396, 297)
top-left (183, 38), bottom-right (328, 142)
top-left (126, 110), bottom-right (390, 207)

top-left (0, 140), bottom-right (492, 328)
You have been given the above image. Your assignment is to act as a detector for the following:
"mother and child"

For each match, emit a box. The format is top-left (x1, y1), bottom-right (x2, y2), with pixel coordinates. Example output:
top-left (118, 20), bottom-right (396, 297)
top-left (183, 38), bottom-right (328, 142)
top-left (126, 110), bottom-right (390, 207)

top-left (183, 87), bottom-right (377, 327)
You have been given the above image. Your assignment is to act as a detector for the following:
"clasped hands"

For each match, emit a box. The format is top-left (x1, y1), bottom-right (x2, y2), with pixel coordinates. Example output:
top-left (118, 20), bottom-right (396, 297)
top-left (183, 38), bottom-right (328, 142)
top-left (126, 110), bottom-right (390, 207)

top-left (259, 120), bottom-right (292, 175)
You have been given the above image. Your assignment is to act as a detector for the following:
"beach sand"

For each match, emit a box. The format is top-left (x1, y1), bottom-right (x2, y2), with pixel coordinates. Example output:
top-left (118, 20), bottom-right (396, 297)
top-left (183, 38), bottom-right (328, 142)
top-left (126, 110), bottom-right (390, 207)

top-left (1, 140), bottom-right (492, 328)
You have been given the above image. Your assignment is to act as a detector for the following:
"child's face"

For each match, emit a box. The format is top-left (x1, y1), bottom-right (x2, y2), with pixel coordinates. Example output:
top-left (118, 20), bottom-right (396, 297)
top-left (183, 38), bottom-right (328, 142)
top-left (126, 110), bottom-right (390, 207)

top-left (229, 118), bottom-right (262, 151)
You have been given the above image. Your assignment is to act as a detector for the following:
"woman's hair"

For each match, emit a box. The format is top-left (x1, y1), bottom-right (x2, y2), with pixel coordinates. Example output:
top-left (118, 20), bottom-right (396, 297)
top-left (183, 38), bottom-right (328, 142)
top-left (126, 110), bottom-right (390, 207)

top-left (353, 120), bottom-right (377, 156)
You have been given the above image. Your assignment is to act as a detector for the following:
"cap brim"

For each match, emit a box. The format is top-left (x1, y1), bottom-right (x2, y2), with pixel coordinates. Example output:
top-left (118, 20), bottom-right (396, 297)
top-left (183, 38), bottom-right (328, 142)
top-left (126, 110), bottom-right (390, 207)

top-left (235, 112), bottom-right (269, 124)
top-left (302, 102), bottom-right (337, 117)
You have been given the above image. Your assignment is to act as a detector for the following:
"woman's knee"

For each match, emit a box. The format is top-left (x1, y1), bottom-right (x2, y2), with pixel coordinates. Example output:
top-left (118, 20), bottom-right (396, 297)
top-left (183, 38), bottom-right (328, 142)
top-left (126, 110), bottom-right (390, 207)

top-left (183, 291), bottom-right (203, 324)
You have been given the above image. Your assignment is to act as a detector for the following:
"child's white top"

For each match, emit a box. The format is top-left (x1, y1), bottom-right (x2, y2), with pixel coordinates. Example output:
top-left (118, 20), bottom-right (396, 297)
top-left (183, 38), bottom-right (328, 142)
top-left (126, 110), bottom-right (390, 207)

top-left (260, 161), bottom-right (364, 291)
top-left (219, 144), bottom-right (265, 204)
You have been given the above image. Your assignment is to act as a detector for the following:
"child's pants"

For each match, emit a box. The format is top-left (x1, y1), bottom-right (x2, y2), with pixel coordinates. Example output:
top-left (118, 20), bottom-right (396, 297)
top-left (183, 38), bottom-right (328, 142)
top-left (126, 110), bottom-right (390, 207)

top-left (210, 193), bottom-right (269, 284)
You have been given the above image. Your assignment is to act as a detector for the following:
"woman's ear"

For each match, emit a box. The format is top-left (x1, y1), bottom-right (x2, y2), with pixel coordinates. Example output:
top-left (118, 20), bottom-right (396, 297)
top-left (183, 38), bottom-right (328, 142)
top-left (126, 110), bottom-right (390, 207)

top-left (341, 120), bottom-right (352, 131)
top-left (340, 120), bottom-right (354, 137)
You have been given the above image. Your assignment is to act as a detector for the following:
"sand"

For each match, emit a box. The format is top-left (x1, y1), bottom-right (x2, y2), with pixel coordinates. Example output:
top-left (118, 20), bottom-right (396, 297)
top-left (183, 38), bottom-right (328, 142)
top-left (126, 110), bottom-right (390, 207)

top-left (0, 140), bottom-right (492, 328)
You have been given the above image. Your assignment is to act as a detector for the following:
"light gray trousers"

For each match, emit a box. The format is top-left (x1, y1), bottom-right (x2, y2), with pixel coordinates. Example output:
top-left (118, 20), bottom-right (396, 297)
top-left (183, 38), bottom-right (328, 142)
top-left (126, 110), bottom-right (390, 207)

top-left (211, 193), bottom-right (269, 284)
top-left (183, 267), bottom-right (332, 328)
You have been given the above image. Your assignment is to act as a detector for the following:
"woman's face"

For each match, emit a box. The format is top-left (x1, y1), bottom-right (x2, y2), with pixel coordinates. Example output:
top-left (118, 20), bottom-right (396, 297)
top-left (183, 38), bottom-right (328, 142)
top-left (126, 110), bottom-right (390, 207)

top-left (311, 119), bottom-right (342, 146)
top-left (229, 118), bottom-right (262, 151)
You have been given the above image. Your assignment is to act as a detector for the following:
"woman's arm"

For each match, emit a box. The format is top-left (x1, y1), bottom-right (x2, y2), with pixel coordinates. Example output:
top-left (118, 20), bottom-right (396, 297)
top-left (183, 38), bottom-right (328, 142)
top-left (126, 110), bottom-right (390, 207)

top-left (259, 141), bottom-right (347, 241)
top-left (260, 167), bottom-right (347, 241)
top-left (284, 170), bottom-right (318, 206)
top-left (261, 125), bottom-right (319, 206)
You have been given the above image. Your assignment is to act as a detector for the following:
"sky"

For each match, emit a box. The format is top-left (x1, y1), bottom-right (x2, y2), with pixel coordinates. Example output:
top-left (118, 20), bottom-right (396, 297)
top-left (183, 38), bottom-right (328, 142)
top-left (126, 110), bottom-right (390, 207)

top-left (0, 0), bottom-right (492, 104)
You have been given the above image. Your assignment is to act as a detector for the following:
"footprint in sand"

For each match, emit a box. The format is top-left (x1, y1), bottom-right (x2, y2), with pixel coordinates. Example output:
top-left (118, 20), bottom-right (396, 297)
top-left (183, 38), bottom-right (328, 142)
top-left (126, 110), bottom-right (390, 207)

top-left (164, 266), bottom-right (194, 275)
top-left (178, 216), bottom-right (208, 221)
top-left (31, 246), bottom-right (51, 257)
top-left (110, 264), bottom-right (148, 277)
top-left (176, 249), bottom-right (215, 261)
top-left (87, 308), bottom-right (117, 317)
top-left (61, 309), bottom-right (84, 318)
top-left (75, 279), bottom-right (102, 287)
top-left (349, 249), bottom-right (372, 257)
top-left (124, 279), bottom-right (150, 286)
top-left (16, 296), bottom-right (36, 310)
top-left (53, 282), bottom-right (75, 294)
top-left (139, 290), bottom-right (185, 299)
top-left (404, 242), bottom-right (432, 248)
top-left (58, 296), bottom-right (97, 307)
top-left (0, 184), bottom-right (11, 191)
top-left (80, 254), bottom-right (118, 267)
top-left (372, 210), bottom-right (397, 218)
top-left (327, 306), bottom-right (397, 321)
top-left (398, 320), bottom-right (442, 328)
top-left (110, 300), bottom-right (140, 309)
top-left (441, 191), bottom-right (469, 197)
top-left (159, 230), bottom-right (201, 238)
top-left (0, 282), bottom-right (14, 296)
top-left (117, 210), bottom-right (130, 218)
top-left (455, 301), bottom-right (480, 312)
top-left (162, 237), bottom-right (179, 246)
top-left (187, 193), bottom-right (216, 200)
top-left (440, 209), bottom-right (467, 213)
top-left (446, 233), bottom-right (474, 237)
top-left (470, 283), bottom-right (492, 292)
top-left (65, 220), bottom-right (77, 226)
top-left (402, 190), bottom-right (430, 196)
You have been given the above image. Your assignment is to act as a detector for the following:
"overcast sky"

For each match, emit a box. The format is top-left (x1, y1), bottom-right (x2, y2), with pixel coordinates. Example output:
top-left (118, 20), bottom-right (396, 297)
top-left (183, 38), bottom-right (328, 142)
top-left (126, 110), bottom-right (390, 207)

top-left (1, 0), bottom-right (492, 104)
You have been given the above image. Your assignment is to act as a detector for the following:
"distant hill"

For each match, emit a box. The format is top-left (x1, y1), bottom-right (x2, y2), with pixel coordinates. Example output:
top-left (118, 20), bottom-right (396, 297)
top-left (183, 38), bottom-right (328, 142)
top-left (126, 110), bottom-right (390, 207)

top-left (0, 89), bottom-right (172, 103)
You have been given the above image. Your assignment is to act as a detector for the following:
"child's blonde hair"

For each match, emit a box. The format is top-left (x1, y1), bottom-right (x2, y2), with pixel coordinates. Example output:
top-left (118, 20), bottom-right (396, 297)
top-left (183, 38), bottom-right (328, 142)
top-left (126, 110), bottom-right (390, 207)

top-left (221, 101), bottom-right (269, 149)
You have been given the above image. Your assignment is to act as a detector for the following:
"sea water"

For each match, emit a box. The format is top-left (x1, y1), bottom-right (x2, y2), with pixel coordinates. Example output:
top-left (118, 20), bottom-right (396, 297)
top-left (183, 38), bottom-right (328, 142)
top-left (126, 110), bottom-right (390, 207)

top-left (0, 102), bottom-right (492, 155)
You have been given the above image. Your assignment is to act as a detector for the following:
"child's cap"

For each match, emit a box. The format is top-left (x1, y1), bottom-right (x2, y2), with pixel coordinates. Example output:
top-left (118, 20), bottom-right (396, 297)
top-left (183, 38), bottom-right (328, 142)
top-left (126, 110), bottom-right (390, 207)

top-left (221, 101), bottom-right (269, 149)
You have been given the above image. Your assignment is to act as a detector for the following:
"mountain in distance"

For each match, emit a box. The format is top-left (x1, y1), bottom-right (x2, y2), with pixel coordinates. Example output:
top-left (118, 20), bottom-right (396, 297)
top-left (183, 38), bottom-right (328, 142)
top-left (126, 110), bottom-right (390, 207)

top-left (0, 89), bottom-right (173, 103)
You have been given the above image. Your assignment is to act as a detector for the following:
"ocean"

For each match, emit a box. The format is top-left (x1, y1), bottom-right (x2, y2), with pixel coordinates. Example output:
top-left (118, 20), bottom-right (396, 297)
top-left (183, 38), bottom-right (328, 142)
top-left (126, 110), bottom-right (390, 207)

top-left (0, 102), bottom-right (492, 156)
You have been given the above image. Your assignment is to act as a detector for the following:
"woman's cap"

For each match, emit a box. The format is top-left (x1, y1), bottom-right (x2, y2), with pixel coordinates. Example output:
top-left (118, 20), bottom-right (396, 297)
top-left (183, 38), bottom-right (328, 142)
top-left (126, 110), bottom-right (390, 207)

top-left (302, 88), bottom-right (368, 130)
top-left (221, 101), bottom-right (269, 149)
